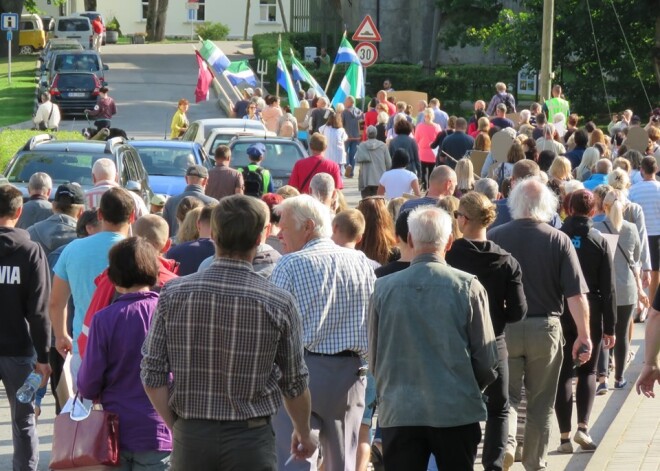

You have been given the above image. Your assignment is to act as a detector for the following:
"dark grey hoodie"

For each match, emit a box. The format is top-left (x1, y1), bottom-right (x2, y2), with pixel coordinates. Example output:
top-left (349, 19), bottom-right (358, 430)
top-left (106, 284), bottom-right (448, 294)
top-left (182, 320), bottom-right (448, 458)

top-left (27, 213), bottom-right (77, 257)
top-left (0, 227), bottom-right (51, 363)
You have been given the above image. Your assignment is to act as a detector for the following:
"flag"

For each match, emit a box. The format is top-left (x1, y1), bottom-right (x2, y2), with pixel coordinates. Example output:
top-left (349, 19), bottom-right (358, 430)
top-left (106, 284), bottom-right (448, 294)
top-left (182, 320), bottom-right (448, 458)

top-left (334, 36), bottom-right (360, 65)
top-left (277, 49), bottom-right (300, 109)
top-left (198, 39), bottom-right (231, 75)
top-left (194, 50), bottom-right (213, 103)
top-left (331, 62), bottom-right (364, 108)
top-left (291, 52), bottom-right (327, 99)
top-left (224, 60), bottom-right (257, 87)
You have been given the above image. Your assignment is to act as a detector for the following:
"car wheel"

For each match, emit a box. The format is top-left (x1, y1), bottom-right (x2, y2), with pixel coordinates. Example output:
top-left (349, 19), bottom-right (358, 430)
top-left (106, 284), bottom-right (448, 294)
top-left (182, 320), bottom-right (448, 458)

top-left (19, 45), bottom-right (34, 55)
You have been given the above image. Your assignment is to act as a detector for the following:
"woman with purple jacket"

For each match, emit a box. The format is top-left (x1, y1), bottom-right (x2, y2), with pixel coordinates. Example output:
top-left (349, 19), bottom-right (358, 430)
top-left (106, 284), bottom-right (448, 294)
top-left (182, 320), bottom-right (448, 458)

top-left (78, 237), bottom-right (172, 470)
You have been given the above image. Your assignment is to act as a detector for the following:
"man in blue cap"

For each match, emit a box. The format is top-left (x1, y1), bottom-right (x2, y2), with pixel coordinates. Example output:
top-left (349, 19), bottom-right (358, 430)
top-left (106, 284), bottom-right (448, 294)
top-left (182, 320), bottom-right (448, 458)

top-left (238, 143), bottom-right (273, 197)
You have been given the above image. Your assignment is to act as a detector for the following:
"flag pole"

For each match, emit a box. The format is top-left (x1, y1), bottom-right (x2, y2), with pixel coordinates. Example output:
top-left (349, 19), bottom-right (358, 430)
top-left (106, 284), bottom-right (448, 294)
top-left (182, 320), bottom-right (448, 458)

top-left (324, 30), bottom-right (346, 95)
top-left (276, 35), bottom-right (281, 99)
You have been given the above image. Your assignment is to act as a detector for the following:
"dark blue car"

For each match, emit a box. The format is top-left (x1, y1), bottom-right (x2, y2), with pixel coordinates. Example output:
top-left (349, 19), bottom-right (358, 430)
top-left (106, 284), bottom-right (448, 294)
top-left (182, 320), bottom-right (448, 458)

top-left (131, 140), bottom-right (212, 196)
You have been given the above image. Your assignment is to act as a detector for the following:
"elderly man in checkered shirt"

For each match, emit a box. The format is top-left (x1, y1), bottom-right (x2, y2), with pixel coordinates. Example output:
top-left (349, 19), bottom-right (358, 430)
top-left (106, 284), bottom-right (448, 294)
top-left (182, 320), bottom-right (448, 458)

top-left (270, 195), bottom-right (376, 471)
top-left (141, 195), bottom-right (315, 470)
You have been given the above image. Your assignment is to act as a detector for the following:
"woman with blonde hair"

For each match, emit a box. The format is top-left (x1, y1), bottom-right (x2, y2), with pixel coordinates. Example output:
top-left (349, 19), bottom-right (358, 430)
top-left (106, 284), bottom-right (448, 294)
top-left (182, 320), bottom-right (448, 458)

top-left (356, 196), bottom-right (398, 265)
top-left (415, 107), bottom-right (442, 189)
top-left (437, 196), bottom-right (462, 240)
top-left (454, 158), bottom-right (475, 197)
top-left (446, 192), bottom-right (526, 470)
top-left (575, 147), bottom-right (600, 182)
top-left (175, 206), bottom-right (201, 244)
top-left (595, 188), bottom-right (649, 392)
top-left (548, 156), bottom-right (573, 207)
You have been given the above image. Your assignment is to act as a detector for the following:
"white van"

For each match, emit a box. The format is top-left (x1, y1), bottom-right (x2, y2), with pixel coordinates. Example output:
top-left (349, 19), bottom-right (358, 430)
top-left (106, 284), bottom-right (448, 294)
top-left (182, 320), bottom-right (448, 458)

top-left (53, 16), bottom-right (93, 49)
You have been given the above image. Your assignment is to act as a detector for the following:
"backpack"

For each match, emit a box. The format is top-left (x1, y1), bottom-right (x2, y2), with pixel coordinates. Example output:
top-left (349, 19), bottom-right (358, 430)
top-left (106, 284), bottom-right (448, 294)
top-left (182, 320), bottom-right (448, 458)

top-left (243, 166), bottom-right (265, 197)
top-left (503, 94), bottom-right (515, 113)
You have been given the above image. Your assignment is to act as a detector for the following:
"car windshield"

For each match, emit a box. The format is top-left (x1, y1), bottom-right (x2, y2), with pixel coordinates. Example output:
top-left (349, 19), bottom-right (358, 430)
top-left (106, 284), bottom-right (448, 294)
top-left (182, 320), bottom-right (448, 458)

top-left (54, 54), bottom-right (99, 72)
top-left (230, 142), bottom-right (303, 173)
top-left (135, 147), bottom-right (197, 176)
top-left (57, 74), bottom-right (96, 89)
top-left (209, 134), bottom-right (242, 154)
top-left (58, 19), bottom-right (89, 32)
top-left (6, 152), bottom-right (105, 186)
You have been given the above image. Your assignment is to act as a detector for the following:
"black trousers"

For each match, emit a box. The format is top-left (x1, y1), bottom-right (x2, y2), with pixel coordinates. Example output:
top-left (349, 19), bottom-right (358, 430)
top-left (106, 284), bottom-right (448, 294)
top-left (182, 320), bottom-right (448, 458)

top-left (171, 417), bottom-right (275, 471)
top-left (382, 422), bottom-right (481, 471)
top-left (482, 337), bottom-right (509, 471)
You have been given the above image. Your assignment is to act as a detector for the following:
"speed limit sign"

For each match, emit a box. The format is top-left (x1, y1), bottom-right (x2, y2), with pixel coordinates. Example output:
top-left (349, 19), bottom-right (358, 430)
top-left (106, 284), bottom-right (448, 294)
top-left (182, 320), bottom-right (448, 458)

top-left (355, 42), bottom-right (378, 68)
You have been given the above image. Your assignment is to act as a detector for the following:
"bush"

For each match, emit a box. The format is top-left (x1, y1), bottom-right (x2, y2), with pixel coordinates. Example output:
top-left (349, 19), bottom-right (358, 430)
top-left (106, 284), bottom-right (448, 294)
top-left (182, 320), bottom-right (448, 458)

top-left (106, 17), bottom-right (121, 35)
top-left (195, 22), bottom-right (229, 41)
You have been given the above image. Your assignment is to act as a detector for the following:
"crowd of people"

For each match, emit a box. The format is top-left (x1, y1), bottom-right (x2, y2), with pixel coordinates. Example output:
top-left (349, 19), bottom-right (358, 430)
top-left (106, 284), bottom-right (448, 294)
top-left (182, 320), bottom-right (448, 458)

top-left (2, 78), bottom-right (660, 471)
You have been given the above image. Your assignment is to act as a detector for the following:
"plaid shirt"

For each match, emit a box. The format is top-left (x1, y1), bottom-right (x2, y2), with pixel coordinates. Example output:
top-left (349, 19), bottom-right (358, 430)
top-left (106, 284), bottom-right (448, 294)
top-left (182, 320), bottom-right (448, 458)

top-left (270, 238), bottom-right (376, 357)
top-left (141, 258), bottom-right (308, 421)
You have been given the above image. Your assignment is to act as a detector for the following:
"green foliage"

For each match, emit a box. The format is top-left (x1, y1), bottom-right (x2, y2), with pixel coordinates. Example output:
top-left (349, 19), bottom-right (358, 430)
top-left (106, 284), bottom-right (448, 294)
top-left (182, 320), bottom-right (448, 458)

top-left (444, 0), bottom-right (660, 119)
top-left (195, 22), bottom-right (230, 41)
top-left (0, 131), bottom-right (84, 172)
top-left (106, 17), bottom-right (121, 35)
top-left (24, 0), bottom-right (67, 13)
top-left (0, 56), bottom-right (39, 127)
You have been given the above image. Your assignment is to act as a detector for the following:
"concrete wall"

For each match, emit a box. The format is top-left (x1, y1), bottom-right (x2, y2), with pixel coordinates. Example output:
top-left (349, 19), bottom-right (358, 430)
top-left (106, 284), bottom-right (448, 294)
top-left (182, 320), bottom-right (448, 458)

top-left (31, 0), bottom-right (290, 38)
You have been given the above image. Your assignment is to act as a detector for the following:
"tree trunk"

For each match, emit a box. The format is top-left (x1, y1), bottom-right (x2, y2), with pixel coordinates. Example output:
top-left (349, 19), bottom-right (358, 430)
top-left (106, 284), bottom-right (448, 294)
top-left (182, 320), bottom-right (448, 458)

top-left (84, 0), bottom-right (97, 10)
top-left (154, 0), bottom-right (169, 41)
top-left (0, 0), bottom-right (24, 58)
top-left (146, 0), bottom-right (158, 41)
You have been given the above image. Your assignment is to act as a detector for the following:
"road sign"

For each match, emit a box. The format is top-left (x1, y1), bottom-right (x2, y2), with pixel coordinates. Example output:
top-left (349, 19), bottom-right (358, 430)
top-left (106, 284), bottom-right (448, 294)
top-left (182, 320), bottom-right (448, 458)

top-left (355, 42), bottom-right (378, 67)
top-left (1, 13), bottom-right (19, 31)
top-left (6, 30), bottom-right (12, 41)
top-left (352, 15), bottom-right (382, 42)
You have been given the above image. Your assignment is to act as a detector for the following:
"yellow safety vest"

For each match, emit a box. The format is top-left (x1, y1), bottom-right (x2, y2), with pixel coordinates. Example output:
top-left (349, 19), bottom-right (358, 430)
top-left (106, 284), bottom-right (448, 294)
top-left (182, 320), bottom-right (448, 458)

top-left (545, 97), bottom-right (570, 120)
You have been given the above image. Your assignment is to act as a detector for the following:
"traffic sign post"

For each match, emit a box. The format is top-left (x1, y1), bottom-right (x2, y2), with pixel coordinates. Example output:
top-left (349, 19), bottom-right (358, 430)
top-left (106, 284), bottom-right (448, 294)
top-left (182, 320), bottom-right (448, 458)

top-left (2, 13), bottom-right (19, 85)
top-left (352, 15), bottom-right (382, 42)
top-left (355, 42), bottom-right (378, 67)
top-left (186, 2), bottom-right (199, 40)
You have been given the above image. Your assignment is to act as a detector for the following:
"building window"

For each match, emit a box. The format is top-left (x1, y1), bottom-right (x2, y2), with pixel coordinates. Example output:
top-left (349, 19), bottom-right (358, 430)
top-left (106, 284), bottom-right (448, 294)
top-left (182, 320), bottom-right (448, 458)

top-left (141, 1), bottom-right (148, 20)
top-left (196, 0), bottom-right (206, 21)
top-left (260, 0), bottom-right (277, 22)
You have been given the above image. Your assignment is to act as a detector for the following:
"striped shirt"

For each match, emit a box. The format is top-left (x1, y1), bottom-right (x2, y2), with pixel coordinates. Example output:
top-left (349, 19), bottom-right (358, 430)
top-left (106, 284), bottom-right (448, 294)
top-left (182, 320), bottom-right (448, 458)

top-left (84, 180), bottom-right (148, 219)
top-left (270, 238), bottom-right (376, 357)
top-left (629, 180), bottom-right (660, 236)
top-left (140, 258), bottom-right (308, 421)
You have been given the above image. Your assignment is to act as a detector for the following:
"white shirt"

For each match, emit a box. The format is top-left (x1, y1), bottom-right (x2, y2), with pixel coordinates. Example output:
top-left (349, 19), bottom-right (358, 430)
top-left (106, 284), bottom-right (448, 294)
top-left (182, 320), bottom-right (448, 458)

top-left (33, 101), bottom-right (61, 129)
top-left (319, 125), bottom-right (348, 166)
top-left (379, 168), bottom-right (418, 199)
top-left (629, 179), bottom-right (660, 236)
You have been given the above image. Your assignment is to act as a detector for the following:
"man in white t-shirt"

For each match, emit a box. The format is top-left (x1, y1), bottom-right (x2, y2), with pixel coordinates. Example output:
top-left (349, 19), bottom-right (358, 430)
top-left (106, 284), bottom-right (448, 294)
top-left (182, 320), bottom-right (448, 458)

top-left (33, 93), bottom-right (61, 131)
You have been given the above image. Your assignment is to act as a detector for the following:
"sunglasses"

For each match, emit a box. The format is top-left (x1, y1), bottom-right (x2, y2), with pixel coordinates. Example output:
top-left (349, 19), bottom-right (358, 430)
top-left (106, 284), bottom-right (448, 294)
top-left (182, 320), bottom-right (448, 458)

top-left (454, 210), bottom-right (469, 220)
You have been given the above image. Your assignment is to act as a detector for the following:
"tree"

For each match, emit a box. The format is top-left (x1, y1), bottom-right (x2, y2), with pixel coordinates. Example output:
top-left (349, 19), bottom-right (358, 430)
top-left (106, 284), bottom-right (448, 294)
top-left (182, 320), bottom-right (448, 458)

top-left (146, 0), bottom-right (169, 41)
top-left (0, 0), bottom-right (25, 57)
top-left (437, 0), bottom-right (660, 117)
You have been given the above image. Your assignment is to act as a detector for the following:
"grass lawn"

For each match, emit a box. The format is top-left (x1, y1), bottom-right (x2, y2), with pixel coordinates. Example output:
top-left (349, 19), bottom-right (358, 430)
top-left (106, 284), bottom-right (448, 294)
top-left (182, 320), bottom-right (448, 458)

top-left (0, 130), bottom-right (84, 172)
top-left (0, 55), bottom-right (38, 127)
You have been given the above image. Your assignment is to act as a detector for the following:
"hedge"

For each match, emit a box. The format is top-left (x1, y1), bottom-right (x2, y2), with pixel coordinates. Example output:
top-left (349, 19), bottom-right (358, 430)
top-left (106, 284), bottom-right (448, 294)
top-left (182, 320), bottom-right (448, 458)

top-left (252, 33), bottom-right (516, 116)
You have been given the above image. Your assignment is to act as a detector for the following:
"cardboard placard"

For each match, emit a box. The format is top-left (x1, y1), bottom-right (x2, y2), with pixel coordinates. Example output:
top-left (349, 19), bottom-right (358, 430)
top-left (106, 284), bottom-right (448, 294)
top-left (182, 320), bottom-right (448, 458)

top-left (491, 130), bottom-right (515, 163)
top-left (385, 90), bottom-right (428, 108)
top-left (625, 127), bottom-right (649, 153)
top-left (468, 150), bottom-right (489, 176)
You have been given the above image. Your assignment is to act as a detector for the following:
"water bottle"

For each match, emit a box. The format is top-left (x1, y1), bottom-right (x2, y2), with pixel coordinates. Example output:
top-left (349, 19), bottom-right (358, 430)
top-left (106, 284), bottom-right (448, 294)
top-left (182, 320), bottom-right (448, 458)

top-left (16, 372), bottom-right (42, 404)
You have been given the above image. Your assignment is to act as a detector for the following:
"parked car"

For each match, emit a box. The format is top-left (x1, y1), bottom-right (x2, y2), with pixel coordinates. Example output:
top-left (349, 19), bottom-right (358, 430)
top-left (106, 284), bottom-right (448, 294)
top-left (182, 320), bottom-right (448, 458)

top-left (19, 14), bottom-right (45, 54)
top-left (130, 140), bottom-right (212, 196)
top-left (76, 12), bottom-right (106, 45)
top-left (49, 72), bottom-right (103, 116)
top-left (181, 118), bottom-right (266, 145)
top-left (203, 127), bottom-right (275, 157)
top-left (39, 38), bottom-right (84, 65)
top-left (53, 16), bottom-right (93, 49)
top-left (39, 50), bottom-right (108, 95)
top-left (3, 134), bottom-right (152, 205)
top-left (228, 136), bottom-right (306, 190)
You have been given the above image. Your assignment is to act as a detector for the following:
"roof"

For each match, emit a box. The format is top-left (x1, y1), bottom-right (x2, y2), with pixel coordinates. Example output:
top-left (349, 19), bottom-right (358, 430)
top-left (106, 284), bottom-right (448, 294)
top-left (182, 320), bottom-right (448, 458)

top-left (130, 140), bottom-right (198, 149)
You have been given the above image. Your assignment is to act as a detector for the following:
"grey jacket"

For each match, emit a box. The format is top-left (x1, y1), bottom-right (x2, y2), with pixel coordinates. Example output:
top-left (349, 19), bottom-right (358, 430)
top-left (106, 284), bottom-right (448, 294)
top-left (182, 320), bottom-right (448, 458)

top-left (27, 213), bottom-right (77, 257)
top-left (595, 218), bottom-right (641, 306)
top-left (356, 139), bottom-right (391, 190)
top-left (369, 253), bottom-right (498, 428)
top-left (16, 198), bottom-right (52, 229)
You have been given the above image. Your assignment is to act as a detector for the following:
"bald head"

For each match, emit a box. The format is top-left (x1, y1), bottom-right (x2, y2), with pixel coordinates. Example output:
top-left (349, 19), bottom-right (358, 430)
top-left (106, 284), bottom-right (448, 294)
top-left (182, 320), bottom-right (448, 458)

top-left (134, 214), bottom-right (170, 253)
top-left (92, 158), bottom-right (117, 182)
top-left (429, 165), bottom-right (457, 197)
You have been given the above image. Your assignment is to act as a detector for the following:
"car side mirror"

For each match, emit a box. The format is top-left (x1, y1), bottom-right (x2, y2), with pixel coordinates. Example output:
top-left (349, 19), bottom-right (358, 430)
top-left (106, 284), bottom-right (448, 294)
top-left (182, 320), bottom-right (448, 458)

top-left (103, 64), bottom-right (109, 71)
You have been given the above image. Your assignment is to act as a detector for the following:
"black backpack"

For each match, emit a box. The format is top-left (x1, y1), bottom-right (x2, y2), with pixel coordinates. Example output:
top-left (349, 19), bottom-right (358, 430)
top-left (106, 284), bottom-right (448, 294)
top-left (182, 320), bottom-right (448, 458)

top-left (243, 166), bottom-right (264, 197)
top-left (503, 94), bottom-right (515, 113)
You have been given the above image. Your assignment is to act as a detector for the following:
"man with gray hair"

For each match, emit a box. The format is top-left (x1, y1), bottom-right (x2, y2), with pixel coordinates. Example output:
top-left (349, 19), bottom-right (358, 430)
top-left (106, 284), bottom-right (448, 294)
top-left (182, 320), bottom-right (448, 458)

top-left (309, 172), bottom-right (337, 209)
top-left (84, 158), bottom-right (148, 219)
top-left (355, 125), bottom-right (392, 198)
top-left (491, 103), bottom-right (515, 129)
top-left (17, 172), bottom-right (53, 229)
top-left (488, 178), bottom-right (591, 471)
top-left (271, 194), bottom-right (376, 471)
top-left (474, 177), bottom-right (500, 201)
top-left (369, 205), bottom-right (498, 469)
top-left (535, 123), bottom-right (566, 155)
top-left (583, 159), bottom-right (612, 191)
top-left (487, 82), bottom-right (516, 116)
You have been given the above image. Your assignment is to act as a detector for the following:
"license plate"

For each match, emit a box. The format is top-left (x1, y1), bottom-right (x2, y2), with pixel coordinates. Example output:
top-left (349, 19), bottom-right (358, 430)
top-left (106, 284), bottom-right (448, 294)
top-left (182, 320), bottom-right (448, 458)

top-left (273, 179), bottom-right (283, 188)
top-left (68, 92), bottom-right (86, 97)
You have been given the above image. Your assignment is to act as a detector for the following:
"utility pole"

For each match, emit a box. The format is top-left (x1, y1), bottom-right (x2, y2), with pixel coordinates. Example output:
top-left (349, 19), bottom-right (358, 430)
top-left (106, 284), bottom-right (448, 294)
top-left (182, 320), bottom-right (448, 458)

top-left (539, 0), bottom-right (554, 101)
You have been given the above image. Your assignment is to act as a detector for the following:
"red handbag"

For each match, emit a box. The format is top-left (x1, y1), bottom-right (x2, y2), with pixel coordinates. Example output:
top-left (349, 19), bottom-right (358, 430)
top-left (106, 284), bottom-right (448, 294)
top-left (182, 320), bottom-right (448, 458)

top-left (50, 395), bottom-right (120, 469)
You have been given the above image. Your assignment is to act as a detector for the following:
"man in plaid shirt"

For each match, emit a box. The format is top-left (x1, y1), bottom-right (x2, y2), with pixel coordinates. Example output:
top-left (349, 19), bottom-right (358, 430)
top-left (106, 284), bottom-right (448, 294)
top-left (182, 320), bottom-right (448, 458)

top-left (141, 195), bottom-right (315, 470)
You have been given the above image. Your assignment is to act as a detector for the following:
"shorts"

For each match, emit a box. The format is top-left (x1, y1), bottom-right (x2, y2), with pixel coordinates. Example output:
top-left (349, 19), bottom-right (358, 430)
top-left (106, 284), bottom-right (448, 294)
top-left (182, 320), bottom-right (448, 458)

top-left (649, 235), bottom-right (660, 270)
top-left (361, 371), bottom-right (377, 427)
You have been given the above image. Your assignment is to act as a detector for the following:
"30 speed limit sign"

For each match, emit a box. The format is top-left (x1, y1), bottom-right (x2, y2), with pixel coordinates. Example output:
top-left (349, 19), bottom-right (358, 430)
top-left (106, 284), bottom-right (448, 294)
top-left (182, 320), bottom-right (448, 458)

top-left (355, 42), bottom-right (378, 67)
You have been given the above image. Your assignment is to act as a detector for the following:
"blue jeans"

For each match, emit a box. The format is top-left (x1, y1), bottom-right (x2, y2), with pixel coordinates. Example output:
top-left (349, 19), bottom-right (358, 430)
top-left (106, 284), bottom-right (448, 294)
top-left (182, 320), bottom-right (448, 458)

top-left (0, 356), bottom-right (39, 470)
top-left (345, 140), bottom-right (359, 168)
top-left (119, 450), bottom-right (170, 470)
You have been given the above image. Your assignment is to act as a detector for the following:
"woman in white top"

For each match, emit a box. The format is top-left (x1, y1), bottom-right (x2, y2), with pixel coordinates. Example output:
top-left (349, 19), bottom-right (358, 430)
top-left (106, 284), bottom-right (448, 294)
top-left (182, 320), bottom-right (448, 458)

top-left (378, 148), bottom-right (421, 199)
top-left (319, 112), bottom-right (348, 169)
